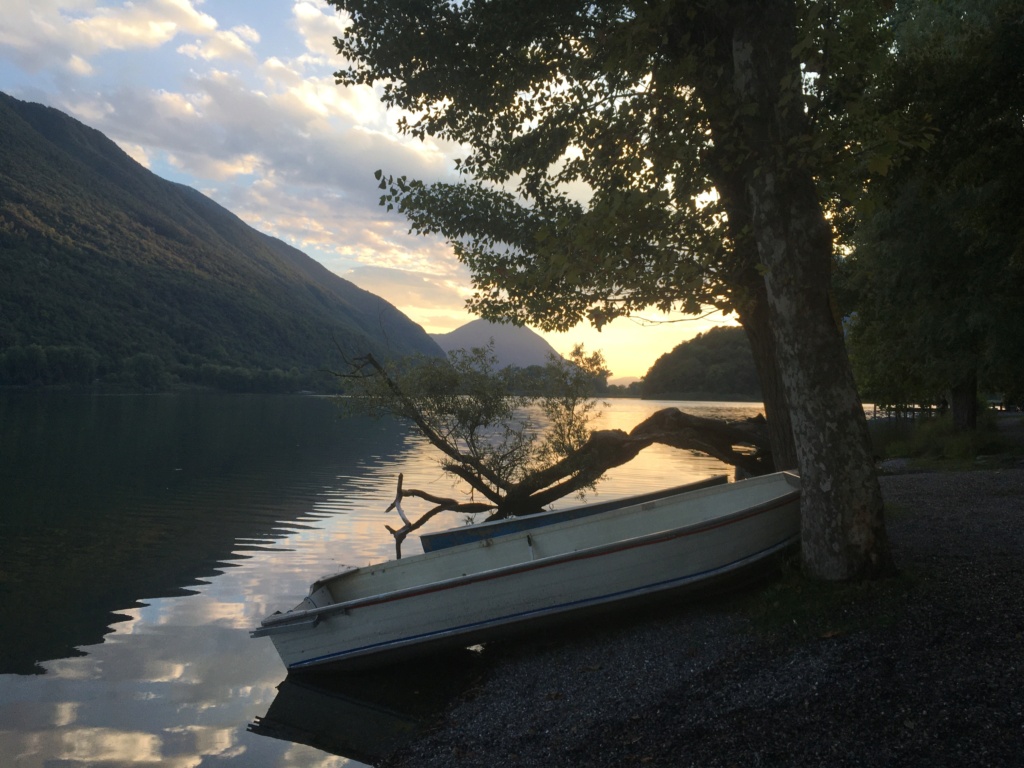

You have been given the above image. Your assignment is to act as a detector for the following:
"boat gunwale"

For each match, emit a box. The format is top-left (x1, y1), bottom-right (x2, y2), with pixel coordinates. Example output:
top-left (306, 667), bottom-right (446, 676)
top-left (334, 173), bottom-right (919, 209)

top-left (257, 478), bottom-right (800, 632)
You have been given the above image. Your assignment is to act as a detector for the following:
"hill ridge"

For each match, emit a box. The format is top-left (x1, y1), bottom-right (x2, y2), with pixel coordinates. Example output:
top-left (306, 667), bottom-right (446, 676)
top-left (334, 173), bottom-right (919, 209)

top-left (432, 319), bottom-right (562, 369)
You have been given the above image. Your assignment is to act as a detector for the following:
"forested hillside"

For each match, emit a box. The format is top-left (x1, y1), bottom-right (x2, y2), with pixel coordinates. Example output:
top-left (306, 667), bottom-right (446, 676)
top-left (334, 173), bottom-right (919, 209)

top-left (0, 92), bottom-right (442, 391)
top-left (641, 326), bottom-right (760, 401)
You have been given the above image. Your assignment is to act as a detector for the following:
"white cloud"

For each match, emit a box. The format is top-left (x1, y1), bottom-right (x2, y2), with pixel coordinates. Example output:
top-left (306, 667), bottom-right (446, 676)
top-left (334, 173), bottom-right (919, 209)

top-left (343, 264), bottom-right (473, 332)
top-left (67, 54), bottom-right (94, 76)
top-left (292, 1), bottom-right (350, 58)
top-left (0, 0), bottom-right (255, 75)
top-left (66, 0), bottom-right (219, 54)
top-left (118, 141), bottom-right (153, 167)
top-left (176, 25), bottom-right (259, 63)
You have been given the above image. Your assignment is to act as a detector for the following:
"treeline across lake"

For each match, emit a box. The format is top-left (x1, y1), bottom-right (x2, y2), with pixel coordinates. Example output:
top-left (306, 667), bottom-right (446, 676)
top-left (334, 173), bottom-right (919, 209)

top-left (0, 344), bottom-right (339, 393)
top-left (639, 326), bottom-right (761, 401)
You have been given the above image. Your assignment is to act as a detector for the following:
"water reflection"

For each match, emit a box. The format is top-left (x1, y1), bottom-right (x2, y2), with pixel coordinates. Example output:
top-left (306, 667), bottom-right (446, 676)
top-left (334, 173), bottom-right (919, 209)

top-left (0, 394), bottom-right (763, 767)
top-left (0, 393), bottom-right (412, 674)
top-left (251, 651), bottom-right (484, 765)
top-left (1, 566), bottom-right (352, 767)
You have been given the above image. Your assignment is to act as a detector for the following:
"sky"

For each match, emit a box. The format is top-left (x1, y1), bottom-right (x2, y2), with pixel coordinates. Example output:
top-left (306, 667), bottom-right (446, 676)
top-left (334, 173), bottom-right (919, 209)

top-left (0, 0), bottom-right (736, 381)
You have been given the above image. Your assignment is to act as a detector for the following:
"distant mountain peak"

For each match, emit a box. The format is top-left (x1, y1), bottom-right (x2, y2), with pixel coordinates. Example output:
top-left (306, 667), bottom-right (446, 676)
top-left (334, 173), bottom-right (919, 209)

top-left (431, 319), bottom-right (562, 369)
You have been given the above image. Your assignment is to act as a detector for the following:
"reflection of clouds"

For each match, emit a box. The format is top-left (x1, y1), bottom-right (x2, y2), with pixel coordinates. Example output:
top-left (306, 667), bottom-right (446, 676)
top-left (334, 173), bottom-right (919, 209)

top-left (54, 702), bottom-right (78, 728)
top-left (46, 655), bottom-right (104, 681)
top-left (56, 727), bottom-right (163, 763)
top-left (0, 610), bottom-right (306, 765)
top-left (143, 597), bottom-right (251, 630)
top-left (144, 661), bottom-right (189, 684)
top-left (280, 742), bottom-right (350, 768)
top-left (165, 725), bottom-right (240, 759)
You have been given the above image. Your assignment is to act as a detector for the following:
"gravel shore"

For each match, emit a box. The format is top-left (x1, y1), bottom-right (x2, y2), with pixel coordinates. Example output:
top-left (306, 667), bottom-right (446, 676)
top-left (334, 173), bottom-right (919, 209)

top-left (378, 464), bottom-right (1024, 768)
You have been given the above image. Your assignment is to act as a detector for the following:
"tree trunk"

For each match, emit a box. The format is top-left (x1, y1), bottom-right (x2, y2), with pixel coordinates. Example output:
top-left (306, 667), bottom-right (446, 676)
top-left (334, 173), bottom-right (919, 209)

top-left (698, 125), bottom-right (797, 472)
top-left (949, 372), bottom-right (978, 431)
top-left (737, 278), bottom-right (798, 471)
top-left (730, 2), bottom-right (893, 580)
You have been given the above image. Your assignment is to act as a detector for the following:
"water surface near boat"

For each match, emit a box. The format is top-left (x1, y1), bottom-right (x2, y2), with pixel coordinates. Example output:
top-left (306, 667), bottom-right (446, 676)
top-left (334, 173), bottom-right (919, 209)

top-left (0, 393), bottom-right (764, 767)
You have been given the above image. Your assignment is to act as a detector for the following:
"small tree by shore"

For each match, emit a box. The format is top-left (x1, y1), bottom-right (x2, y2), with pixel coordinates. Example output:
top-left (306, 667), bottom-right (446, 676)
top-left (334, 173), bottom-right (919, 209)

top-left (337, 344), bottom-right (772, 557)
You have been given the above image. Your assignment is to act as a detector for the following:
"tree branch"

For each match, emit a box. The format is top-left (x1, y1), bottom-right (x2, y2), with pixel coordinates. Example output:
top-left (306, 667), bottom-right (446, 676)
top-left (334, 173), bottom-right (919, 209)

top-left (385, 473), bottom-right (496, 558)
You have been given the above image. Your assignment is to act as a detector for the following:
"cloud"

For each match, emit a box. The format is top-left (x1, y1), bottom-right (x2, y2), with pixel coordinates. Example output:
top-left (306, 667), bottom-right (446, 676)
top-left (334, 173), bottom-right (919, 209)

top-left (292, 0), bottom-right (351, 58)
top-left (176, 25), bottom-right (260, 63)
top-left (0, 0), bottom-right (255, 74)
top-left (347, 265), bottom-right (467, 303)
top-left (67, 54), bottom-right (94, 76)
top-left (343, 265), bottom-right (473, 331)
top-left (70, 0), bottom-right (218, 51)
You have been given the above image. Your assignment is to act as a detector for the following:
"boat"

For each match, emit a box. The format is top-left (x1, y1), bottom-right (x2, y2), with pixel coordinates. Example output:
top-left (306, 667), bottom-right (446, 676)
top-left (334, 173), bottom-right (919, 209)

top-left (252, 471), bottom-right (800, 673)
top-left (419, 474), bottom-right (728, 552)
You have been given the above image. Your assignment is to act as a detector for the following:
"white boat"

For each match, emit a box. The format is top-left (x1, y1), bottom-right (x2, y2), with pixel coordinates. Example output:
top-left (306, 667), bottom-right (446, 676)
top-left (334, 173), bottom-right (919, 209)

top-left (252, 471), bottom-right (800, 672)
top-left (419, 474), bottom-right (728, 552)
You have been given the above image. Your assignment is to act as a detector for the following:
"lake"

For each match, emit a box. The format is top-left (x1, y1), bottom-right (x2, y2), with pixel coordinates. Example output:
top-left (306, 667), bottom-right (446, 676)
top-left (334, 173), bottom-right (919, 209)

top-left (0, 393), bottom-right (763, 767)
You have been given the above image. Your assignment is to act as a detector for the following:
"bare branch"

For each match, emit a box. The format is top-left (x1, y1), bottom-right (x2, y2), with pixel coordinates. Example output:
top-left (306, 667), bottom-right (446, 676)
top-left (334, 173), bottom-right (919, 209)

top-left (384, 473), bottom-right (496, 557)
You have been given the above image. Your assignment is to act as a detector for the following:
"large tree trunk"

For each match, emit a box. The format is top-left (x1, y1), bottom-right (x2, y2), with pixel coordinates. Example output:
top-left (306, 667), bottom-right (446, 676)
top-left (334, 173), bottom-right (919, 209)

top-left (737, 276), bottom-right (798, 471)
top-left (698, 121), bottom-right (797, 473)
top-left (730, 2), bottom-right (893, 580)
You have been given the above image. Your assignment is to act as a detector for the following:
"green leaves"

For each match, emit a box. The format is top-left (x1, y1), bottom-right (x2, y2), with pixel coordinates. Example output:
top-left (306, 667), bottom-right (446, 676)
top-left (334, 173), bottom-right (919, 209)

top-left (334, 0), bottom-right (740, 328)
top-left (344, 341), bottom-right (609, 500)
top-left (843, 0), bottom-right (1024, 407)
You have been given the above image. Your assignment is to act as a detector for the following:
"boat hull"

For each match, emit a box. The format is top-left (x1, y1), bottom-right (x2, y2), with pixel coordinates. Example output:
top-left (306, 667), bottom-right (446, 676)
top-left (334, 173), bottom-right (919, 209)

top-left (254, 472), bottom-right (800, 672)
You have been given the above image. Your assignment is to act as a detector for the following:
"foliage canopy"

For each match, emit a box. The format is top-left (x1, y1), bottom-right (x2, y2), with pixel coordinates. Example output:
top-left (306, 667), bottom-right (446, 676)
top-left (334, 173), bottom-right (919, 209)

top-left (333, 0), bottom-right (900, 332)
top-left (841, 0), bottom-right (1024, 420)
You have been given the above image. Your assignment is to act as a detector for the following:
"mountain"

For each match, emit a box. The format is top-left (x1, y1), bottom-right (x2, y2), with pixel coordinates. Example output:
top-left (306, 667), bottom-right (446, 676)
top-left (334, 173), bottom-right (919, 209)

top-left (431, 319), bottom-right (562, 368)
top-left (0, 92), bottom-right (442, 391)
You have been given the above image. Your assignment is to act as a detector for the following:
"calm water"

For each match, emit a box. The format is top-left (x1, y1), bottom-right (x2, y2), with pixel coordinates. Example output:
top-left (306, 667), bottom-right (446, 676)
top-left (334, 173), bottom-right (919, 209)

top-left (0, 393), bottom-right (763, 767)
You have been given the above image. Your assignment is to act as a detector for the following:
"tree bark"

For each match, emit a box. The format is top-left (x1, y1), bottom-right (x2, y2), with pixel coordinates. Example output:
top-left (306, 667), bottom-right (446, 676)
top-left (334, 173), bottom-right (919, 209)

top-left (949, 372), bottom-right (978, 432)
top-left (699, 164), bottom-right (797, 473)
top-left (628, 407), bottom-right (772, 478)
top-left (708, 176), bottom-right (797, 473)
top-left (690, 44), bottom-right (798, 474)
top-left (736, 275), bottom-right (798, 472)
top-left (730, 2), bottom-right (893, 580)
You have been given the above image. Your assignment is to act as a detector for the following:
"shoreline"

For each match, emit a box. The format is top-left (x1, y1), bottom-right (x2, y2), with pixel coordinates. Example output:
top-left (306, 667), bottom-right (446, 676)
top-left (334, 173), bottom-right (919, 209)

top-left (377, 466), bottom-right (1024, 767)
